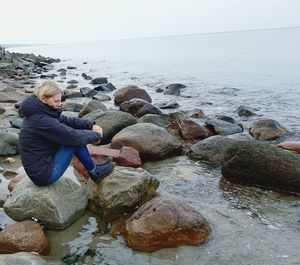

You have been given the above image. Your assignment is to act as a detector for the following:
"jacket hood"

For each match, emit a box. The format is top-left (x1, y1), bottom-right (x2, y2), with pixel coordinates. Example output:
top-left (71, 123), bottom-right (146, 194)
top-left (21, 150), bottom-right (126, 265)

top-left (20, 95), bottom-right (62, 118)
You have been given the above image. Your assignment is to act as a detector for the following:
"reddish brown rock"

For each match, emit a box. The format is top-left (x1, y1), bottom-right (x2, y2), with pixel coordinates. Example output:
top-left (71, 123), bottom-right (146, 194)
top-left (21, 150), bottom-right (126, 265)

top-left (8, 171), bottom-right (27, 192)
top-left (276, 141), bottom-right (300, 154)
top-left (177, 119), bottom-right (213, 141)
top-left (73, 145), bottom-right (141, 180)
top-left (122, 197), bottom-right (211, 252)
top-left (114, 85), bottom-right (152, 105)
top-left (0, 220), bottom-right (51, 255)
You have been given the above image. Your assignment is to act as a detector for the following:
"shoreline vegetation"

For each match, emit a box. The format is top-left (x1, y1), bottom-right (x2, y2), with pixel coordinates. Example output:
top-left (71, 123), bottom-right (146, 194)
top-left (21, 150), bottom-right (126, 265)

top-left (0, 46), bottom-right (299, 264)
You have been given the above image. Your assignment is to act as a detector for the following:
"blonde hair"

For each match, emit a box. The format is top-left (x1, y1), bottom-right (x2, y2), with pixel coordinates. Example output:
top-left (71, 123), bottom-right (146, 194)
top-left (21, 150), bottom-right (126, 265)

top-left (34, 80), bottom-right (64, 100)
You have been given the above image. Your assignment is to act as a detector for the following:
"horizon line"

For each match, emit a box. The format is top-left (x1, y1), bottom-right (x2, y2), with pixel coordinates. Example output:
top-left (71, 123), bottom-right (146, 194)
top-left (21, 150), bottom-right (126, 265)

top-left (2, 25), bottom-right (300, 48)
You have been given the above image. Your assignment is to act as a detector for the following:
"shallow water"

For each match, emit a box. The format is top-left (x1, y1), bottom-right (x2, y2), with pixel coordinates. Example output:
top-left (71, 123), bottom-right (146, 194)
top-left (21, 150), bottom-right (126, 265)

top-left (3, 28), bottom-right (300, 264)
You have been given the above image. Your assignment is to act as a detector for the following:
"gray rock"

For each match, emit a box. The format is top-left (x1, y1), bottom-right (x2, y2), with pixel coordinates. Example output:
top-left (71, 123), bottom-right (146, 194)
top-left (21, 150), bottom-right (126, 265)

top-left (86, 166), bottom-right (159, 218)
top-left (236, 105), bottom-right (257, 117)
top-left (163, 83), bottom-right (186, 96)
top-left (156, 100), bottom-right (179, 109)
top-left (78, 99), bottom-right (107, 117)
top-left (67, 79), bottom-right (78, 84)
top-left (222, 141), bottom-right (300, 194)
top-left (205, 118), bottom-right (243, 136)
top-left (189, 133), bottom-right (253, 162)
top-left (0, 132), bottom-right (19, 155)
top-left (120, 98), bottom-right (162, 118)
top-left (94, 82), bottom-right (116, 92)
top-left (0, 252), bottom-right (48, 265)
top-left (249, 118), bottom-right (288, 140)
top-left (66, 84), bottom-right (77, 89)
top-left (61, 101), bottom-right (84, 112)
top-left (3, 177), bottom-right (87, 229)
top-left (80, 87), bottom-right (98, 98)
top-left (90, 77), bottom-right (108, 85)
top-left (92, 93), bottom-right (111, 102)
top-left (83, 110), bottom-right (137, 144)
top-left (140, 114), bottom-right (170, 127)
top-left (111, 123), bottom-right (182, 160)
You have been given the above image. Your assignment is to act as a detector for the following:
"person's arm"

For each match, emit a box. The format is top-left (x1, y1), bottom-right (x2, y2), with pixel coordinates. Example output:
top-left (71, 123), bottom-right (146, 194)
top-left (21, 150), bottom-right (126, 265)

top-left (37, 115), bottom-right (101, 146)
top-left (58, 114), bottom-right (94, 130)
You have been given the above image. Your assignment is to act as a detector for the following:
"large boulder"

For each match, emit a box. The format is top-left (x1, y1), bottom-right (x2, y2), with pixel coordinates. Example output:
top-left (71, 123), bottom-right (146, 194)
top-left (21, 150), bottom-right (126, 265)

top-left (222, 141), bottom-right (300, 194)
top-left (83, 110), bottom-right (137, 144)
top-left (86, 166), bottom-right (159, 219)
top-left (249, 118), bottom-right (288, 140)
top-left (120, 98), bottom-right (162, 118)
top-left (0, 220), bottom-right (50, 255)
top-left (189, 133), bottom-right (253, 162)
top-left (114, 85), bottom-right (152, 105)
top-left (3, 178), bottom-right (87, 229)
top-left (139, 114), bottom-right (170, 127)
top-left (122, 197), bottom-right (211, 252)
top-left (111, 123), bottom-right (182, 161)
top-left (0, 132), bottom-right (19, 155)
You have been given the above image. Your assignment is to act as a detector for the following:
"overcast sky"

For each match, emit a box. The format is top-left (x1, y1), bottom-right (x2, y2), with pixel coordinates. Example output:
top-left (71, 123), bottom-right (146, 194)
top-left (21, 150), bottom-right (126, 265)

top-left (1, 0), bottom-right (300, 44)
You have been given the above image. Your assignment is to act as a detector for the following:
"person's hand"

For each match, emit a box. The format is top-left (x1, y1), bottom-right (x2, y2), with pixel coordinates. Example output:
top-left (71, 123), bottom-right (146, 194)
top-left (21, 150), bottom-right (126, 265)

top-left (92, 125), bottom-right (103, 145)
top-left (92, 125), bottom-right (103, 136)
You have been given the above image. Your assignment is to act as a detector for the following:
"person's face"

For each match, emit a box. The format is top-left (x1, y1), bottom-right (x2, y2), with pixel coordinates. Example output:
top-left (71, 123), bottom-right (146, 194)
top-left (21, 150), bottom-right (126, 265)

top-left (42, 93), bottom-right (62, 109)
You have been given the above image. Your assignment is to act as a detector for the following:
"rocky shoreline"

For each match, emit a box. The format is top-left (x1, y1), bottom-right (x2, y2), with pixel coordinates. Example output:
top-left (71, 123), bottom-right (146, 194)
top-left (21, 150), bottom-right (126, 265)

top-left (0, 46), bottom-right (299, 265)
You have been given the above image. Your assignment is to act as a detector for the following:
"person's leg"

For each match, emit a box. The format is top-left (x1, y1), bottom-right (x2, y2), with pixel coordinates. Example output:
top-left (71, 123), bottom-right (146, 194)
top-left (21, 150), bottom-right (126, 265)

top-left (47, 145), bottom-right (78, 185)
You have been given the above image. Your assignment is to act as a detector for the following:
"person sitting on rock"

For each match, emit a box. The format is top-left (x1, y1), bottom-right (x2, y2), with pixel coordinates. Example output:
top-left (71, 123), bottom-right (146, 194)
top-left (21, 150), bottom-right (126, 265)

top-left (19, 80), bottom-right (115, 186)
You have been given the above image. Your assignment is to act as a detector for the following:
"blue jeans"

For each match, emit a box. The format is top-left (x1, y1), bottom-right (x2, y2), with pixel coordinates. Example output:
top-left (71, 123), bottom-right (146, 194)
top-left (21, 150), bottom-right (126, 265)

top-left (47, 145), bottom-right (95, 185)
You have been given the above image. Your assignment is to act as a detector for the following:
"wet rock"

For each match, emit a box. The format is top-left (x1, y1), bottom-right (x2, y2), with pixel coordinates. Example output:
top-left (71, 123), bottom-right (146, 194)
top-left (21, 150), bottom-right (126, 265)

top-left (0, 192), bottom-right (7, 207)
top-left (57, 68), bottom-right (67, 73)
top-left (205, 118), bottom-right (243, 136)
top-left (61, 101), bottom-right (84, 112)
top-left (156, 100), bottom-right (179, 109)
top-left (114, 85), bottom-right (152, 105)
top-left (66, 84), bottom-right (77, 89)
top-left (185, 109), bottom-right (205, 119)
top-left (0, 132), bottom-right (19, 155)
top-left (67, 79), bottom-right (78, 84)
top-left (155, 87), bottom-right (163, 93)
top-left (189, 133), bottom-right (253, 162)
top-left (236, 105), bottom-right (257, 117)
top-left (111, 123), bottom-right (182, 161)
top-left (94, 82), bottom-right (116, 92)
top-left (0, 252), bottom-right (61, 265)
top-left (66, 66), bottom-right (76, 70)
top-left (82, 73), bottom-right (92, 80)
top-left (92, 93), bottom-right (111, 102)
top-left (62, 90), bottom-right (82, 99)
top-left (122, 197), bottom-right (211, 252)
top-left (120, 98), bottom-right (162, 118)
top-left (40, 74), bottom-right (57, 79)
top-left (9, 117), bottom-right (23, 129)
top-left (0, 62), bottom-right (16, 76)
top-left (176, 119), bottom-right (212, 141)
top-left (90, 77), bottom-right (108, 85)
top-left (140, 114), bottom-right (170, 127)
top-left (86, 166), bottom-right (159, 219)
top-left (163, 83), bottom-right (187, 96)
top-left (4, 178), bottom-right (87, 229)
top-left (249, 118), bottom-right (288, 140)
top-left (0, 220), bottom-right (50, 255)
top-left (78, 100), bottom-right (107, 117)
top-left (215, 114), bottom-right (236, 124)
top-left (222, 141), bottom-right (300, 194)
top-left (8, 171), bottom-right (27, 192)
top-left (80, 87), bottom-right (98, 97)
top-left (83, 110), bottom-right (137, 144)
top-left (2, 80), bottom-right (24, 89)
top-left (276, 141), bottom-right (300, 154)
top-left (73, 145), bottom-right (141, 179)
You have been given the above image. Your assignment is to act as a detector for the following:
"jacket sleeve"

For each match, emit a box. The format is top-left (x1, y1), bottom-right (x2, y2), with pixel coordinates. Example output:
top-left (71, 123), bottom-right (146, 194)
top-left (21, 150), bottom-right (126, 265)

top-left (58, 114), bottom-right (94, 130)
top-left (36, 115), bottom-right (101, 146)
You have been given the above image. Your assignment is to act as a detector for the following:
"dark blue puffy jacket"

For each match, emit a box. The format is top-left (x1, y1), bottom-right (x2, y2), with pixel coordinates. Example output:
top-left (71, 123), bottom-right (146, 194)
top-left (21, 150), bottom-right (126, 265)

top-left (19, 95), bottom-right (101, 186)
